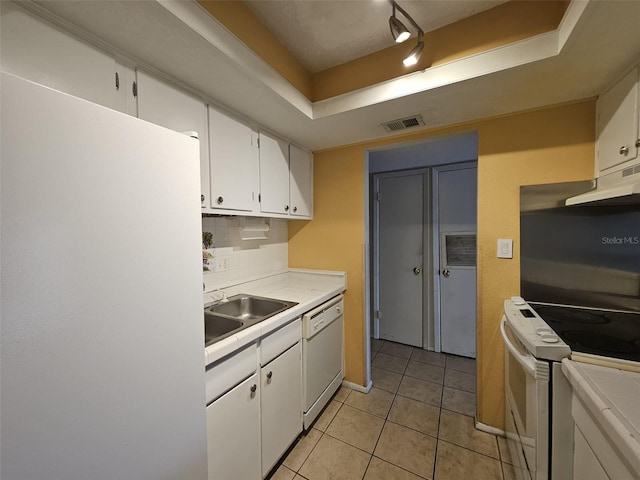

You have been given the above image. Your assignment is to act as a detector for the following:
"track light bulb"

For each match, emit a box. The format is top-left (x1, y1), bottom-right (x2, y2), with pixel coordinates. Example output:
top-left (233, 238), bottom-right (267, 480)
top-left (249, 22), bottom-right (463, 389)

top-left (403, 40), bottom-right (424, 66)
top-left (389, 15), bottom-right (410, 43)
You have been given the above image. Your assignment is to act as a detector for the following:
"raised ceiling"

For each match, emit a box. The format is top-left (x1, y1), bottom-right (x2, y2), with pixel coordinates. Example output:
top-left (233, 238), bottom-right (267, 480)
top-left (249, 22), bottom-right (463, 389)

top-left (243, 0), bottom-right (509, 73)
top-left (19, 1), bottom-right (640, 151)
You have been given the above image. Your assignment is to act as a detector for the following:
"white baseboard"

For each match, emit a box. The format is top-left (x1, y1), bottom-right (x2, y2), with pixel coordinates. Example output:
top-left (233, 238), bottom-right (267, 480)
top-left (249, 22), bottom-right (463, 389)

top-left (475, 419), bottom-right (505, 436)
top-left (342, 379), bottom-right (372, 393)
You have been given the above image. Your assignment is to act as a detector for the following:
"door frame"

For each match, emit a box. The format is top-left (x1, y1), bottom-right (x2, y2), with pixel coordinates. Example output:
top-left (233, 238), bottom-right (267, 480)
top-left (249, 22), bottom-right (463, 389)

top-left (372, 168), bottom-right (434, 350)
top-left (431, 161), bottom-right (478, 353)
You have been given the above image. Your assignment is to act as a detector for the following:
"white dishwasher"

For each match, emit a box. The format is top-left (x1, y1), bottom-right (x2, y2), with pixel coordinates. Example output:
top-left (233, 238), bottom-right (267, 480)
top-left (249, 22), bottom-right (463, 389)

top-left (302, 294), bottom-right (344, 429)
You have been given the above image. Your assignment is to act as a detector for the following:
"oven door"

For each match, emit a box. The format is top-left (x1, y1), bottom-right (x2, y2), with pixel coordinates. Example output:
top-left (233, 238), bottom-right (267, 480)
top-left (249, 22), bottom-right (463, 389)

top-left (501, 317), bottom-right (550, 480)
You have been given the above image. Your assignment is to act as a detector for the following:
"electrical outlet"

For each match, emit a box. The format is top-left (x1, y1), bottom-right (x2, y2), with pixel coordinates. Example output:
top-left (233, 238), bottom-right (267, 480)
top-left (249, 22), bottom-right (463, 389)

top-left (215, 255), bottom-right (229, 272)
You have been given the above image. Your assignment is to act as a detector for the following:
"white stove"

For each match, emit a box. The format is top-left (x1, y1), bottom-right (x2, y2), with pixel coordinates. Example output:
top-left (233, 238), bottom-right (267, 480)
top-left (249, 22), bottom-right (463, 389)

top-left (501, 297), bottom-right (574, 480)
top-left (502, 296), bottom-right (570, 362)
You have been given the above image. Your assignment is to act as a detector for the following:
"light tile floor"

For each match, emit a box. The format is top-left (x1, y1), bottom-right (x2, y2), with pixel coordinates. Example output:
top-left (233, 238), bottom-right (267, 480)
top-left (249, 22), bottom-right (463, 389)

top-left (269, 339), bottom-right (517, 480)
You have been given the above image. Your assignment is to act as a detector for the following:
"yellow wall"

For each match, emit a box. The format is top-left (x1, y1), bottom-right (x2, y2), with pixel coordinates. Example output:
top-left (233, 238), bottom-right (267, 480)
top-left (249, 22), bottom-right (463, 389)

top-left (289, 100), bottom-right (596, 429)
top-left (312, 0), bottom-right (566, 100)
top-left (197, 1), bottom-right (313, 99)
top-left (198, 1), bottom-right (566, 102)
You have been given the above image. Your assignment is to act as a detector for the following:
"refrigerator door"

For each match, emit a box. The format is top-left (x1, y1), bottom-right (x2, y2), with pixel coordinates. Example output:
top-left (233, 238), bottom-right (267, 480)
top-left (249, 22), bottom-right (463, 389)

top-left (1, 73), bottom-right (207, 479)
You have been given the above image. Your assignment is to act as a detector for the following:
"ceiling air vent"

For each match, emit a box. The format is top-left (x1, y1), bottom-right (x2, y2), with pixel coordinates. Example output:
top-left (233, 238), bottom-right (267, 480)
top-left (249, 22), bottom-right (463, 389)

top-left (382, 114), bottom-right (425, 132)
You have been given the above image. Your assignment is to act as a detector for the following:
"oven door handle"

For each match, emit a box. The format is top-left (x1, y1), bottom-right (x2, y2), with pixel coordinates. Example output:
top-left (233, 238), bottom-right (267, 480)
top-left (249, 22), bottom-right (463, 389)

top-left (500, 317), bottom-right (537, 377)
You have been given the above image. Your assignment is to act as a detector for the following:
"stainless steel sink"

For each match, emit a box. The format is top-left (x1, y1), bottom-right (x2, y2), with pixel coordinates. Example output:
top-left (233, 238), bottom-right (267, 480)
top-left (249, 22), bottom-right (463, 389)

top-left (207, 294), bottom-right (297, 321)
top-left (204, 294), bottom-right (298, 346)
top-left (204, 313), bottom-right (243, 347)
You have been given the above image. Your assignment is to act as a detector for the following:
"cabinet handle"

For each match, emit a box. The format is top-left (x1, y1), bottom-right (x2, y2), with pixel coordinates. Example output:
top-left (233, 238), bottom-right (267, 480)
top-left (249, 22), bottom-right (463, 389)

top-left (293, 206), bottom-right (298, 213)
top-left (201, 194), bottom-right (205, 202)
top-left (250, 384), bottom-right (257, 393)
top-left (620, 145), bottom-right (630, 155)
top-left (217, 196), bottom-right (224, 205)
top-left (266, 371), bottom-right (273, 380)
top-left (636, 139), bottom-right (640, 148)
top-left (284, 205), bottom-right (289, 212)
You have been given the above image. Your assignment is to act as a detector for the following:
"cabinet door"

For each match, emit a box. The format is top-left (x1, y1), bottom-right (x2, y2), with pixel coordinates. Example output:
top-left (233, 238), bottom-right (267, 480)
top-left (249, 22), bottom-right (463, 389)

top-left (261, 342), bottom-right (302, 476)
top-left (208, 107), bottom-right (259, 212)
top-left (206, 373), bottom-right (261, 480)
top-left (289, 145), bottom-right (313, 219)
top-left (597, 67), bottom-right (639, 173)
top-left (114, 62), bottom-right (137, 117)
top-left (1, 2), bottom-right (117, 109)
top-left (136, 70), bottom-right (210, 209)
top-left (573, 427), bottom-right (610, 480)
top-left (259, 132), bottom-right (291, 215)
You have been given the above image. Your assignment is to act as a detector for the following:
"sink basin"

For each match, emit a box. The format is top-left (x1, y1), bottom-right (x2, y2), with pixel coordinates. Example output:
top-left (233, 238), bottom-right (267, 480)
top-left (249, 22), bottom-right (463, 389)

top-left (204, 294), bottom-right (298, 347)
top-left (207, 294), bottom-right (297, 321)
top-left (204, 313), bottom-right (243, 346)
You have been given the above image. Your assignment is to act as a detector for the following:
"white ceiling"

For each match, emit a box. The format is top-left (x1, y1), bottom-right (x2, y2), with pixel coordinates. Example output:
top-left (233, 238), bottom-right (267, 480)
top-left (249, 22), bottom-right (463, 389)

top-left (21, 1), bottom-right (640, 152)
top-left (243, 0), bottom-right (508, 72)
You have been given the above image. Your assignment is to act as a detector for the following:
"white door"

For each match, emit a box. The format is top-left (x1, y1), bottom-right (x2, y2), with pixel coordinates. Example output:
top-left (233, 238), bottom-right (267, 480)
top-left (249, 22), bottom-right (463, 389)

top-left (377, 172), bottom-right (425, 347)
top-left (136, 70), bottom-right (210, 209)
top-left (289, 144), bottom-right (313, 218)
top-left (260, 132), bottom-right (291, 215)
top-left (206, 373), bottom-right (261, 480)
top-left (1, 2), bottom-right (118, 109)
top-left (597, 66), bottom-right (638, 173)
top-left (208, 106), bottom-right (259, 212)
top-left (261, 342), bottom-right (302, 476)
top-left (436, 166), bottom-right (477, 358)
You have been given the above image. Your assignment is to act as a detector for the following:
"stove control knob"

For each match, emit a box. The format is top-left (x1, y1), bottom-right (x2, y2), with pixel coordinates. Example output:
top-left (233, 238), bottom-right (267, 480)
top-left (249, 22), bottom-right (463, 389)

top-left (541, 334), bottom-right (559, 343)
top-left (536, 327), bottom-right (552, 335)
top-left (511, 296), bottom-right (526, 305)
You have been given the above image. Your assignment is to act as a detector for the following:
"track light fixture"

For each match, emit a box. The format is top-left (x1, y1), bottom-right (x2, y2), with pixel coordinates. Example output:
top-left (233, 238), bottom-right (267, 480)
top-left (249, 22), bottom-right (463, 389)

top-left (389, 4), bottom-right (410, 43)
top-left (403, 33), bottom-right (424, 66)
top-left (388, 0), bottom-right (424, 66)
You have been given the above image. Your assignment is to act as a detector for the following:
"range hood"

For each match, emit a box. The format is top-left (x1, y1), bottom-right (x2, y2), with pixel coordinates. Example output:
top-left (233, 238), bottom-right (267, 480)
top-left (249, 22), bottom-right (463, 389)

top-left (566, 162), bottom-right (640, 206)
top-left (566, 181), bottom-right (640, 206)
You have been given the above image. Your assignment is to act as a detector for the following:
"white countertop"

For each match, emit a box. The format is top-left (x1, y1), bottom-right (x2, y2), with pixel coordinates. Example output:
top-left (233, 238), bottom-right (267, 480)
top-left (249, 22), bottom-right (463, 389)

top-left (561, 358), bottom-right (640, 475)
top-left (203, 268), bottom-right (346, 367)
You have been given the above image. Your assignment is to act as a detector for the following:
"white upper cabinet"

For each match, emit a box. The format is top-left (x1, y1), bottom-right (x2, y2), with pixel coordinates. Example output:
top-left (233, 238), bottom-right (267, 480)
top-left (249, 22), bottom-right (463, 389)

top-left (114, 61), bottom-right (138, 117)
top-left (259, 132), bottom-right (291, 215)
top-left (1, 3), bottom-right (314, 219)
top-left (136, 70), bottom-right (210, 208)
top-left (208, 107), bottom-right (259, 213)
top-left (596, 66), bottom-right (639, 175)
top-left (1, 2), bottom-right (119, 111)
top-left (289, 145), bottom-right (313, 219)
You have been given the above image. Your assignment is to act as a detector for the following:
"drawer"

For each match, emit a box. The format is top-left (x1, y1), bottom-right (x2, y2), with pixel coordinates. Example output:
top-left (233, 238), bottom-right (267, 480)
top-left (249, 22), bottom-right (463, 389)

top-left (205, 342), bottom-right (257, 405)
top-left (260, 318), bottom-right (301, 366)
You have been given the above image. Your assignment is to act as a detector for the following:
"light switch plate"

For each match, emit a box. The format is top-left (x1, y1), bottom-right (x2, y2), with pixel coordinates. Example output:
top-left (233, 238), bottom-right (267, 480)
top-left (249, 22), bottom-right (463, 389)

top-left (497, 239), bottom-right (513, 259)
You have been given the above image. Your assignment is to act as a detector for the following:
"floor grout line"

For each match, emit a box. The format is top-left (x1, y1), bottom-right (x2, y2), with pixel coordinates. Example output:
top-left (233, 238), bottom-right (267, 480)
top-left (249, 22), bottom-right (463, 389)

top-left (284, 340), bottom-right (512, 480)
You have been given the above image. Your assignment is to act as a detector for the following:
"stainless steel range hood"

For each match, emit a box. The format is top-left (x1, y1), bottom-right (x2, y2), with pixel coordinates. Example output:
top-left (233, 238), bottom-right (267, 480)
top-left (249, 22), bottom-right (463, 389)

top-left (566, 181), bottom-right (640, 206)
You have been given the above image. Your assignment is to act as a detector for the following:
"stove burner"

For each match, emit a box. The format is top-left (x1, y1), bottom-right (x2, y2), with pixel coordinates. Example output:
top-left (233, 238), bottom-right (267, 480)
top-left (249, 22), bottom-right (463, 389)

top-left (563, 330), bottom-right (637, 354)
top-left (535, 306), bottom-right (610, 325)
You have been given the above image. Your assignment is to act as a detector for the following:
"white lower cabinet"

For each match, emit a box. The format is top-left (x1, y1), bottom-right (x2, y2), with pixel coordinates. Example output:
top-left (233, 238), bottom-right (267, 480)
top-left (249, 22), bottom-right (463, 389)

top-left (573, 426), bottom-right (610, 480)
top-left (261, 342), bottom-right (302, 476)
top-left (206, 319), bottom-right (303, 479)
top-left (206, 372), bottom-right (261, 480)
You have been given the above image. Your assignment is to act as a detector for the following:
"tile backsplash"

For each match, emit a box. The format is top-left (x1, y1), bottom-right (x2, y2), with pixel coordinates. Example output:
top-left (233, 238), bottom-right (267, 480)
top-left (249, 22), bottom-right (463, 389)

top-left (202, 216), bottom-right (288, 292)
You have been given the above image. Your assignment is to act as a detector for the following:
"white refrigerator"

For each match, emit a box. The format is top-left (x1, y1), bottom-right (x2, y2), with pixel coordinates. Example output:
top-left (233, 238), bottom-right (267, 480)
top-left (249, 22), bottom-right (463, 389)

top-left (1, 73), bottom-right (208, 479)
